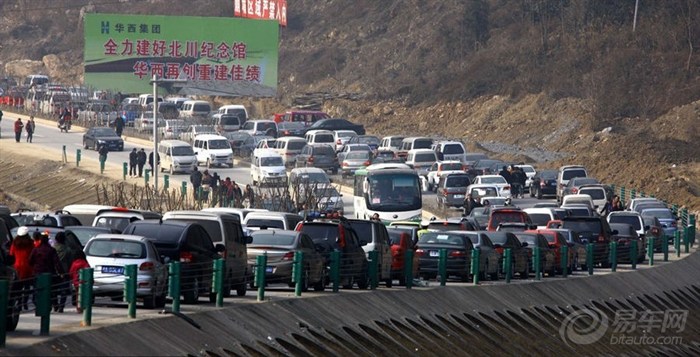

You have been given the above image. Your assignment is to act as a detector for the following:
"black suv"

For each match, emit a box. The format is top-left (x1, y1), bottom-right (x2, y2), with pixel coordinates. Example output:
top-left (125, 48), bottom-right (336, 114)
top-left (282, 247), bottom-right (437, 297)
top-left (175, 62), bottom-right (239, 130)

top-left (560, 216), bottom-right (615, 267)
top-left (122, 220), bottom-right (225, 304)
top-left (296, 217), bottom-right (368, 289)
top-left (296, 144), bottom-right (339, 174)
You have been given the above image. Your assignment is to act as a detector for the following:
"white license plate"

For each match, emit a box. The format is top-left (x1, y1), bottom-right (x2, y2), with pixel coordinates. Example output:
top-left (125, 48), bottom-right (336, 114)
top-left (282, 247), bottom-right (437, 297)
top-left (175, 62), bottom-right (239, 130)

top-left (454, 194), bottom-right (464, 198)
top-left (101, 266), bottom-right (124, 275)
top-left (429, 250), bottom-right (439, 257)
top-left (551, 182), bottom-right (557, 186)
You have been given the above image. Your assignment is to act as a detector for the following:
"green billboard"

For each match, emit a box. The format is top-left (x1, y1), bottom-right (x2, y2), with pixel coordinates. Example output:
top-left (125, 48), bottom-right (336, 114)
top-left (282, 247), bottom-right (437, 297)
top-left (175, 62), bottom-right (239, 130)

top-left (84, 13), bottom-right (278, 97)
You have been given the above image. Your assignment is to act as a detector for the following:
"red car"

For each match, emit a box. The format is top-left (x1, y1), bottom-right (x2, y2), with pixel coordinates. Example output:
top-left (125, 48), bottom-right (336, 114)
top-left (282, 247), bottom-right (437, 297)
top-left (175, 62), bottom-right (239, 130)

top-left (487, 208), bottom-right (532, 231)
top-left (388, 230), bottom-right (419, 285)
top-left (529, 229), bottom-right (575, 274)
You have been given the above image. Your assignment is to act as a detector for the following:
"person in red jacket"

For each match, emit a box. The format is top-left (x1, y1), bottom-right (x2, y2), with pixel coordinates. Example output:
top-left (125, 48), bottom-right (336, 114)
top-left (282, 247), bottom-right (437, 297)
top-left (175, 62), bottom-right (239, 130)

top-left (13, 118), bottom-right (24, 143)
top-left (28, 232), bottom-right (63, 311)
top-left (9, 226), bottom-right (34, 310)
top-left (69, 250), bottom-right (90, 313)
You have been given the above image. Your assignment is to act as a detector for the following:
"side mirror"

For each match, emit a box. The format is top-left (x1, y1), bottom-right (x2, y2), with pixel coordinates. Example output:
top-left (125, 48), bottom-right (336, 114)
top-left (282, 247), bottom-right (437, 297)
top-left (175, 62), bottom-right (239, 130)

top-left (359, 239), bottom-right (368, 246)
top-left (644, 225), bottom-right (650, 231)
top-left (244, 236), bottom-right (253, 244)
top-left (521, 242), bottom-right (528, 248)
top-left (215, 243), bottom-right (226, 252)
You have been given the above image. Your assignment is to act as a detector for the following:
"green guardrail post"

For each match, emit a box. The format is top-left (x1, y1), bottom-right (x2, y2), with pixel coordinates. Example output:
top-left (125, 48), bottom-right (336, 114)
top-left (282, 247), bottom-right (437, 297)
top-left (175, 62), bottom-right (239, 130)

top-left (76, 148), bottom-right (81, 167)
top-left (62, 145), bottom-right (67, 163)
top-left (405, 250), bottom-right (414, 289)
top-left (561, 245), bottom-right (569, 278)
top-left (690, 214), bottom-right (696, 247)
top-left (534, 246), bottom-right (541, 281)
top-left (663, 235), bottom-right (669, 262)
top-left (144, 169), bottom-right (150, 185)
top-left (123, 162), bottom-right (128, 180)
top-left (609, 242), bottom-right (617, 272)
top-left (647, 238), bottom-right (654, 266)
top-left (586, 243), bottom-right (594, 276)
top-left (124, 264), bottom-right (137, 318)
top-left (438, 248), bottom-right (447, 286)
top-left (631, 240), bottom-right (638, 269)
top-left (164, 174), bottom-right (170, 190)
top-left (671, 204), bottom-right (678, 216)
top-left (0, 279), bottom-right (8, 347)
top-left (181, 181), bottom-right (187, 197)
top-left (367, 250), bottom-right (378, 290)
top-left (168, 262), bottom-right (181, 313)
top-left (471, 249), bottom-right (480, 285)
top-left (212, 258), bottom-right (225, 306)
top-left (504, 248), bottom-right (512, 283)
top-left (36, 273), bottom-right (51, 336)
top-left (684, 227), bottom-right (690, 253)
top-left (610, 184), bottom-right (616, 195)
top-left (330, 250), bottom-right (340, 293)
top-left (293, 251), bottom-right (304, 296)
top-left (630, 189), bottom-right (636, 200)
top-left (256, 254), bottom-right (267, 301)
top-left (620, 186), bottom-right (626, 202)
top-left (79, 267), bottom-right (94, 327)
top-left (674, 231), bottom-right (681, 258)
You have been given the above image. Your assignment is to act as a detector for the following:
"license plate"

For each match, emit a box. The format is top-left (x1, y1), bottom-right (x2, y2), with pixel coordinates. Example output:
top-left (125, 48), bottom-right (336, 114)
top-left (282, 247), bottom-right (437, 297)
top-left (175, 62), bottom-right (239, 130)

top-left (454, 194), bottom-right (464, 199)
top-left (551, 182), bottom-right (557, 186)
top-left (429, 250), bottom-right (439, 257)
top-left (101, 266), bottom-right (124, 275)
top-left (265, 266), bottom-right (274, 273)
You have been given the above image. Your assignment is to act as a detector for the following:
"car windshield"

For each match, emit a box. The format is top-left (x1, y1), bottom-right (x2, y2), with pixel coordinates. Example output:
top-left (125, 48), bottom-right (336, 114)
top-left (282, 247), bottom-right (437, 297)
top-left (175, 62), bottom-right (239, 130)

top-left (642, 209), bottom-right (674, 219)
top-left (519, 166), bottom-right (535, 173)
top-left (579, 188), bottom-right (605, 199)
top-left (292, 172), bottom-right (330, 184)
top-left (528, 213), bottom-right (552, 226)
top-left (94, 217), bottom-right (133, 232)
top-left (413, 139), bottom-right (433, 149)
top-left (483, 232), bottom-right (508, 244)
top-left (346, 151), bottom-right (370, 160)
top-left (315, 134), bottom-right (334, 143)
top-left (337, 131), bottom-right (356, 138)
top-left (209, 140), bottom-right (231, 149)
top-left (418, 233), bottom-right (464, 245)
top-left (67, 228), bottom-right (109, 246)
top-left (561, 220), bottom-right (602, 234)
top-left (86, 240), bottom-right (146, 259)
top-left (609, 215), bottom-right (642, 230)
top-left (220, 116), bottom-right (240, 125)
top-left (415, 153), bottom-right (436, 162)
top-left (513, 233), bottom-right (538, 246)
top-left (445, 175), bottom-right (471, 187)
top-left (442, 144), bottom-right (464, 154)
top-left (93, 128), bottom-right (117, 136)
top-left (250, 232), bottom-right (296, 246)
top-left (481, 176), bottom-right (506, 184)
top-left (540, 233), bottom-right (557, 243)
top-left (539, 171), bottom-right (557, 179)
top-left (359, 137), bottom-right (380, 145)
top-left (261, 157), bottom-right (284, 166)
top-left (172, 146), bottom-right (195, 156)
top-left (563, 169), bottom-right (587, 180)
top-left (245, 219), bottom-right (284, 229)
top-left (279, 122), bottom-right (305, 130)
top-left (367, 173), bottom-right (421, 211)
top-left (441, 163), bottom-right (463, 171)
top-left (314, 146), bottom-right (335, 156)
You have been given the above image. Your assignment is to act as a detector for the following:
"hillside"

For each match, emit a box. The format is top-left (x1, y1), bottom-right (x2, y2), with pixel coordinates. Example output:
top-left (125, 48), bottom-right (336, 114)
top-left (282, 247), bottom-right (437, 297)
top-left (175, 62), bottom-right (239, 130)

top-left (0, 0), bottom-right (698, 210)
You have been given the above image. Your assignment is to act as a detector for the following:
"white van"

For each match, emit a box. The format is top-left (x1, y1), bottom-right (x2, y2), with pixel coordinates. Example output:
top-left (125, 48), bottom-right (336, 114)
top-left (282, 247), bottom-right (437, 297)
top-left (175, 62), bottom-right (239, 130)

top-left (165, 97), bottom-right (191, 110)
top-left (378, 136), bottom-right (405, 153)
top-left (239, 120), bottom-right (278, 137)
top-left (243, 212), bottom-right (303, 231)
top-left (216, 105), bottom-right (248, 123)
top-left (251, 149), bottom-right (287, 186)
top-left (304, 130), bottom-right (335, 145)
top-left (158, 140), bottom-right (197, 174)
top-left (275, 137), bottom-right (307, 167)
top-left (193, 134), bottom-right (234, 168)
top-left (138, 94), bottom-right (164, 108)
top-left (405, 148), bottom-right (438, 176)
top-left (180, 100), bottom-right (212, 118)
top-left (212, 114), bottom-right (242, 134)
top-left (62, 204), bottom-right (115, 226)
top-left (432, 140), bottom-right (467, 163)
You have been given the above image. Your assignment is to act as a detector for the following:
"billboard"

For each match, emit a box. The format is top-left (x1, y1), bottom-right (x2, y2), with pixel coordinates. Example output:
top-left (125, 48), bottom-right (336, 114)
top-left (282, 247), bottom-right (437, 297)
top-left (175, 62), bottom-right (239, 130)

top-left (84, 14), bottom-right (279, 97)
top-left (234, 0), bottom-right (287, 26)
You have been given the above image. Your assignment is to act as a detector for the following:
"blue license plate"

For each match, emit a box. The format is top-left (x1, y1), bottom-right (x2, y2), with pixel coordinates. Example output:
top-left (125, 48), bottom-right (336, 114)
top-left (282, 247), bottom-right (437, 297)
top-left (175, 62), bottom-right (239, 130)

top-left (265, 266), bottom-right (273, 273)
top-left (101, 266), bottom-right (124, 275)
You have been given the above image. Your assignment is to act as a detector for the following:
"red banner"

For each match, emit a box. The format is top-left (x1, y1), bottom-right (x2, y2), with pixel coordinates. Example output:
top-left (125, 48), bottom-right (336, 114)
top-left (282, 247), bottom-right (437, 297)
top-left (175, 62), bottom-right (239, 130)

top-left (234, 0), bottom-right (287, 27)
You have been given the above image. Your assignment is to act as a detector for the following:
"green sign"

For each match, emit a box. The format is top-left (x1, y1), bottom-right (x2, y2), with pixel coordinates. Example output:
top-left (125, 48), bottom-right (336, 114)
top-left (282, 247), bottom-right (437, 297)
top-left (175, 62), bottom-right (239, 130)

top-left (84, 14), bottom-right (278, 97)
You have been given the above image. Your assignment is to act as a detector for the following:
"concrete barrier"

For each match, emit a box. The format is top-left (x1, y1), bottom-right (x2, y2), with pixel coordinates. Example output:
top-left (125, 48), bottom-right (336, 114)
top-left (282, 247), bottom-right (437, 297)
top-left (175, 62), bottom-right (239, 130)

top-left (5, 250), bottom-right (699, 356)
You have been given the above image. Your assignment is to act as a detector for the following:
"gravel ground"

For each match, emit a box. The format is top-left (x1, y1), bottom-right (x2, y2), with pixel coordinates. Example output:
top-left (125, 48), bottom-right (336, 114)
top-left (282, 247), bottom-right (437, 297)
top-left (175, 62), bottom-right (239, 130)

top-left (477, 140), bottom-right (569, 163)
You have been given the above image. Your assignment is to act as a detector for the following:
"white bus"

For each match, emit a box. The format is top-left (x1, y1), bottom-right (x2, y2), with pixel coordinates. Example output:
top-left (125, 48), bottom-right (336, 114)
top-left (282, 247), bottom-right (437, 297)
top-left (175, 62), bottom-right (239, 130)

top-left (353, 163), bottom-right (422, 222)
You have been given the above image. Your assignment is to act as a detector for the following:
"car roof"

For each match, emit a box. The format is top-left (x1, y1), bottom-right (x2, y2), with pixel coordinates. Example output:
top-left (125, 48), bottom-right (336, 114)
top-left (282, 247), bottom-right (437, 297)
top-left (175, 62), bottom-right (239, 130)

top-left (407, 148), bottom-right (435, 153)
top-left (163, 210), bottom-right (238, 220)
top-left (277, 136), bottom-right (307, 142)
top-left (251, 229), bottom-right (299, 238)
top-left (194, 134), bottom-right (228, 140)
top-left (608, 211), bottom-right (641, 217)
top-left (559, 165), bottom-right (586, 170)
top-left (89, 234), bottom-right (150, 243)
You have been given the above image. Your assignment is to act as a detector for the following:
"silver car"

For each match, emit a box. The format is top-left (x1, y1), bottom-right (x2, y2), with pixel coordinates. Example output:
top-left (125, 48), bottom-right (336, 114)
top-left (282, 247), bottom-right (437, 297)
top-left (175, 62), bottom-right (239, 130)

top-left (84, 234), bottom-right (168, 309)
top-left (340, 151), bottom-right (371, 177)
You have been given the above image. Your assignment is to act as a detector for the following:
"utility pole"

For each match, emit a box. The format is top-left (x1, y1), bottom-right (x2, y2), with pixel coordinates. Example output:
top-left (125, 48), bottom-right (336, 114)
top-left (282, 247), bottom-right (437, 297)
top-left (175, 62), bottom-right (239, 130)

top-left (633, 0), bottom-right (639, 32)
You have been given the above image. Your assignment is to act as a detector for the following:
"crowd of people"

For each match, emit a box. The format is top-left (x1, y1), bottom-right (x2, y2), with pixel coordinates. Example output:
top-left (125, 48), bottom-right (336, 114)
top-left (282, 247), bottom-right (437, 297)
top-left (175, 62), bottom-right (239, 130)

top-left (189, 167), bottom-right (256, 208)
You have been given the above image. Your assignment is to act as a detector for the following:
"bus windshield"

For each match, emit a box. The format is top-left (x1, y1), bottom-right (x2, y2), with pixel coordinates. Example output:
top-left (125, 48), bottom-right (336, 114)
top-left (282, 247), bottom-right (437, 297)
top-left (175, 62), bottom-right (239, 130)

top-left (367, 173), bottom-right (421, 211)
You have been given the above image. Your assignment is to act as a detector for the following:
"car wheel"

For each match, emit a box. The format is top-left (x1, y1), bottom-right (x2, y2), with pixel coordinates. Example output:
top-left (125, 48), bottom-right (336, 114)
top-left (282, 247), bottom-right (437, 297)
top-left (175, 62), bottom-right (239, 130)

top-left (385, 278), bottom-right (393, 288)
top-left (143, 293), bottom-right (156, 309)
top-left (301, 268), bottom-right (310, 292)
top-left (342, 276), bottom-right (354, 289)
top-left (83, 140), bottom-right (88, 150)
top-left (222, 275), bottom-right (232, 298)
top-left (313, 270), bottom-right (326, 292)
top-left (209, 291), bottom-right (217, 303)
top-left (5, 297), bottom-right (20, 332)
top-left (537, 189), bottom-right (543, 199)
top-left (479, 263), bottom-right (487, 281)
top-left (155, 292), bottom-right (167, 308)
top-left (520, 262), bottom-right (530, 279)
top-left (182, 278), bottom-right (200, 304)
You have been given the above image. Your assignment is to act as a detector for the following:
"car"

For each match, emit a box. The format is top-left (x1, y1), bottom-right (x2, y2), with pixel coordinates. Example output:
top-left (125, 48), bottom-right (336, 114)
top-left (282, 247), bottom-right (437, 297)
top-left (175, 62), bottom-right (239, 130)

top-left (465, 184), bottom-right (500, 202)
top-left (236, 135), bottom-right (275, 159)
top-left (559, 216), bottom-right (614, 267)
top-left (274, 136), bottom-right (307, 167)
top-left (276, 121), bottom-right (307, 137)
top-left (472, 175), bottom-right (512, 198)
top-left (295, 144), bottom-right (339, 174)
top-left (84, 234), bottom-right (168, 309)
top-left (311, 185), bottom-right (344, 215)
top-left (340, 151), bottom-right (372, 178)
top-left (530, 169), bottom-right (558, 199)
top-left (626, 197), bottom-right (662, 211)
top-left (556, 165), bottom-right (588, 203)
top-left (415, 232), bottom-right (474, 282)
top-left (304, 129), bottom-right (336, 146)
top-left (531, 229), bottom-right (575, 274)
top-left (251, 149), bottom-right (287, 186)
top-left (511, 232), bottom-right (555, 277)
top-left (134, 111), bottom-right (166, 133)
top-left (82, 127), bottom-right (124, 151)
top-left (244, 212), bottom-right (304, 231)
top-left (642, 215), bottom-right (665, 252)
top-left (426, 161), bottom-right (465, 191)
top-left (632, 201), bottom-right (668, 214)
top-left (121, 220), bottom-right (223, 304)
top-left (147, 101), bottom-right (180, 119)
top-left (92, 207), bottom-right (162, 233)
top-left (11, 210), bottom-right (82, 228)
top-left (432, 141), bottom-right (467, 163)
top-left (561, 194), bottom-right (596, 212)
top-left (212, 113), bottom-right (242, 134)
top-left (578, 185), bottom-right (608, 214)
top-left (225, 131), bottom-right (253, 156)
top-left (239, 119), bottom-right (278, 137)
top-left (118, 103), bottom-right (141, 126)
top-left (522, 208), bottom-right (556, 229)
top-left (193, 134), bottom-right (234, 168)
top-left (274, 110), bottom-right (329, 126)
top-left (468, 159), bottom-right (505, 177)
top-left (347, 219), bottom-right (393, 287)
top-left (387, 225), bottom-right (420, 246)
top-left (609, 223), bottom-right (646, 263)
top-left (371, 150), bottom-right (401, 164)
top-left (486, 207), bottom-right (532, 231)
top-left (446, 231), bottom-right (502, 280)
top-left (302, 118), bottom-right (365, 135)
top-left (436, 173), bottom-right (472, 209)
top-left (378, 136), bottom-right (405, 154)
top-left (397, 137), bottom-right (434, 160)
top-left (387, 228), bottom-right (419, 285)
top-left (514, 164), bottom-right (536, 192)
top-left (333, 130), bottom-right (358, 151)
top-left (346, 135), bottom-right (381, 152)
top-left (549, 228), bottom-right (588, 270)
top-left (246, 229), bottom-right (326, 291)
top-left (561, 177), bottom-right (601, 199)
top-left (463, 153), bottom-right (489, 167)
top-left (427, 217), bottom-right (478, 232)
top-left (179, 125), bottom-right (217, 144)
top-left (295, 217), bottom-right (369, 289)
top-left (607, 211), bottom-right (647, 240)
top-left (561, 204), bottom-right (595, 217)
top-left (640, 207), bottom-right (677, 239)
top-left (405, 148), bottom-right (438, 177)
top-left (336, 143), bottom-right (372, 163)
top-left (480, 231), bottom-right (530, 279)
top-left (161, 119), bottom-right (186, 139)
top-left (466, 207), bottom-right (489, 230)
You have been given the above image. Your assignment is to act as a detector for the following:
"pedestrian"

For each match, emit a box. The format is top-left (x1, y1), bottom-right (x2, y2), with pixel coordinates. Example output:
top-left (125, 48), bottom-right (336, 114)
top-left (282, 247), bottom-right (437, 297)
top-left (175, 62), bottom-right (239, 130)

top-left (511, 166), bottom-right (526, 198)
top-left (190, 166), bottom-right (203, 200)
top-left (148, 151), bottom-right (160, 172)
top-left (129, 148), bottom-right (138, 177)
top-left (28, 231), bottom-right (63, 312)
top-left (9, 226), bottom-right (34, 310)
top-left (98, 144), bottom-right (109, 166)
top-left (245, 184), bottom-right (255, 208)
top-left (612, 195), bottom-right (623, 211)
top-left (53, 232), bottom-right (76, 313)
top-left (498, 165), bottom-right (512, 185)
top-left (201, 170), bottom-right (213, 202)
top-left (211, 172), bottom-right (220, 204)
top-left (600, 195), bottom-right (614, 217)
top-left (69, 250), bottom-right (90, 313)
top-left (14, 118), bottom-right (24, 143)
top-left (462, 193), bottom-right (482, 216)
top-left (137, 148), bottom-right (147, 177)
top-left (114, 115), bottom-right (125, 137)
top-left (371, 213), bottom-right (381, 221)
top-left (232, 180), bottom-right (243, 207)
top-left (25, 116), bottom-right (35, 143)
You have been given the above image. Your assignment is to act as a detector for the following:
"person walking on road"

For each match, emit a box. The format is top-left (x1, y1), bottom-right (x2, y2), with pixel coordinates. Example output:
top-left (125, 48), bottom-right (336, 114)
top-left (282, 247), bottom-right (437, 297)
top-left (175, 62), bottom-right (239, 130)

top-left (0, 108), bottom-right (3, 138)
top-left (10, 226), bottom-right (34, 310)
top-left (129, 148), bottom-right (138, 177)
top-left (114, 115), bottom-right (125, 137)
top-left (137, 148), bottom-right (147, 177)
top-left (69, 250), bottom-right (90, 313)
top-left (53, 232), bottom-right (76, 313)
top-left (28, 231), bottom-right (63, 313)
top-left (148, 151), bottom-right (160, 172)
top-left (25, 116), bottom-right (35, 143)
top-left (190, 166), bottom-right (203, 200)
top-left (14, 118), bottom-right (24, 143)
top-left (98, 144), bottom-right (109, 166)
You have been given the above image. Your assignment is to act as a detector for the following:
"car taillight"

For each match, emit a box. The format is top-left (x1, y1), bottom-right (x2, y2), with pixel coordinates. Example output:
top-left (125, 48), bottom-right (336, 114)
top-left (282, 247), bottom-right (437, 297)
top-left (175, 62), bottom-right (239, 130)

top-left (180, 251), bottom-right (193, 263)
top-left (449, 250), bottom-right (466, 257)
top-left (139, 262), bottom-right (154, 271)
top-left (342, 162), bottom-right (349, 167)
top-left (295, 223), bottom-right (303, 232)
top-left (363, 161), bottom-right (370, 166)
top-left (597, 235), bottom-right (606, 243)
top-left (282, 252), bottom-right (295, 261)
top-left (572, 188), bottom-right (578, 194)
top-left (504, 185), bottom-right (510, 190)
top-left (495, 247), bottom-right (504, 255)
top-left (308, 156), bottom-right (314, 162)
top-left (415, 249), bottom-right (425, 257)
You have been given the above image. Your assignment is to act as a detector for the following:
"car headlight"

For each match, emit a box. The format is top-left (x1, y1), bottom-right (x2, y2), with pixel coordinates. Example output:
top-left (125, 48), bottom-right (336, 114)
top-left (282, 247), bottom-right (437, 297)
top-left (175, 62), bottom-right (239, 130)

top-left (97, 140), bottom-right (106, 143)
